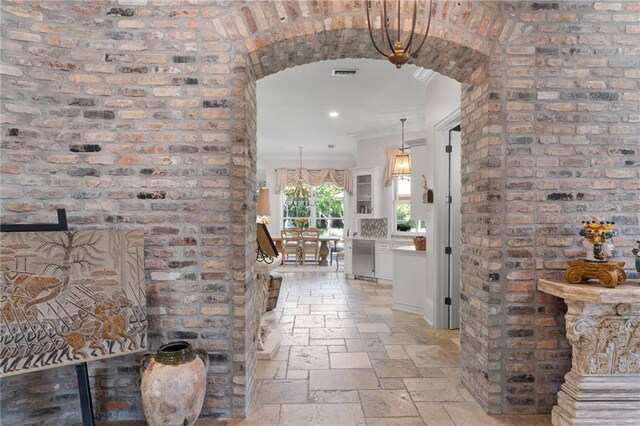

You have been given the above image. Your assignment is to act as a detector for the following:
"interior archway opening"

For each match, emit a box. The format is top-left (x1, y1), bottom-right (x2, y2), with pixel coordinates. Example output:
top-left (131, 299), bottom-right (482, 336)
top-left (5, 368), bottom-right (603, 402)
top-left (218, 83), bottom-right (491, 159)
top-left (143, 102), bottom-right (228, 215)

top-left (246, 28), bottom-right (489, 413)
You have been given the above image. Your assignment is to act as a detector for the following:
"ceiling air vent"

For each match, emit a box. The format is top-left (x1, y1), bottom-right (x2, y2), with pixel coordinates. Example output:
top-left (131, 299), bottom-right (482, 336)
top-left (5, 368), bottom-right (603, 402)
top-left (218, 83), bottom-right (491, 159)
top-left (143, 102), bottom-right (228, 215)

top-left (332, 69), bottom-right (358, 76)
top-left (412, 69), bottom-right (435, 85)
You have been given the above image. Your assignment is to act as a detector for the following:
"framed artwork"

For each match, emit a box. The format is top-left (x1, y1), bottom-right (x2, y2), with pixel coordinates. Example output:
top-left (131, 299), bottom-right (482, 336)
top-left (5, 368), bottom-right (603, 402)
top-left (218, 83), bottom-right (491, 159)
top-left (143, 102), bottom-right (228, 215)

top-left (257, 223), bottom-right (278, 258)
top-left (1, 230), bottom-right (147, 377)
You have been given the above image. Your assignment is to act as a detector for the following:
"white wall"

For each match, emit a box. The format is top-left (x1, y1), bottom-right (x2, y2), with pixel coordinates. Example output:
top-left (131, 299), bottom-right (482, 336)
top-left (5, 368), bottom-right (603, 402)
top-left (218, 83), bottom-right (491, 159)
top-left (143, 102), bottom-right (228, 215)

top-left (421, 74), bottom-right (463, 215)
top-left (355, 131), bottom-right (423, 168)
top-left (421, 73), bottom-right (462, 328)
top-left (353, 132), bottom-right (423, 235)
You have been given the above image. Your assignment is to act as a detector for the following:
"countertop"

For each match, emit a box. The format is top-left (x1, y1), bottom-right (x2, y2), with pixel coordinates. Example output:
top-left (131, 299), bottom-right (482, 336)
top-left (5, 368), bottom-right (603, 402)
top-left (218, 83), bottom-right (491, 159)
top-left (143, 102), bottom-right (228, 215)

top-left (346, 236), bottom-right (416, 242)
top-left (393, 245), bottom-right (426, 253)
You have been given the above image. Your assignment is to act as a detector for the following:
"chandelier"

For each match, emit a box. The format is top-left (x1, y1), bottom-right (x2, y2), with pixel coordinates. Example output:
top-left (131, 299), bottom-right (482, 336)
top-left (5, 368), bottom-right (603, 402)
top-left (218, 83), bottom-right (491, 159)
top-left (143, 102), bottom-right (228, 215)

top-left (365, 0), bottom-right (433, 69)
top-left (286, 146), bottom-right (316, 210)
top-left (392, 118), bottom-right (411, 178)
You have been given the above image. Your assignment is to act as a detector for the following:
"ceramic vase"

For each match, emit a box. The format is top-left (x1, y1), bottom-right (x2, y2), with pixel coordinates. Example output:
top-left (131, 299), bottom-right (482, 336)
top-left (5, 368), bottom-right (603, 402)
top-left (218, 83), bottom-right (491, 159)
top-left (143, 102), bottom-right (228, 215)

top-left (582, 239), bottom-right (611, 262)
top-left (140, 341), bottom-right (209, 426)
top-left (582, 239), bottom-right (595, 261)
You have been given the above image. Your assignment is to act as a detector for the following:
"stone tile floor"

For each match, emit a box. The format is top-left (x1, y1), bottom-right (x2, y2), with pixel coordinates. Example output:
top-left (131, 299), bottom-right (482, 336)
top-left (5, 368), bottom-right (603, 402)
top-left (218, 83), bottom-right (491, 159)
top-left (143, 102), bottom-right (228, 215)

top-left (224, 272), bottom-right (552, 426)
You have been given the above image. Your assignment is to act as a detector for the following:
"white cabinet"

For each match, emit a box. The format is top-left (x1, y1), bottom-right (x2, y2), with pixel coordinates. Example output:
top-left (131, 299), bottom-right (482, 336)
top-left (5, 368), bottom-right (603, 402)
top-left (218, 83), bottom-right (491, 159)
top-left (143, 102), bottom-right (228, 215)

top-left (392, 246), bottom-right (428, 320)
top-left (344, 238), bottom-right (353, 275)
top-left (353, 167), bottom-right (383, 218)
top-left (347, 238), bottom-right (410, 282)
top-left (376, 241), bottom-right (409, 281)
top-left (375, 242), bottom-right (393, 281)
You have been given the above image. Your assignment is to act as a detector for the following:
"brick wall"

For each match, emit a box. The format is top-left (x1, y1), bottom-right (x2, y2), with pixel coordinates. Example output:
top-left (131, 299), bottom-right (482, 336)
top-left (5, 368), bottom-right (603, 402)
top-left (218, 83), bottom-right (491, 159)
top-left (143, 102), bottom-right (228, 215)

top-left (1, 1), bottom-right (254, 422)
top-left (1, 0), bottom-right (638, 422)
top-left (490, 1), bottom-right (639, 413)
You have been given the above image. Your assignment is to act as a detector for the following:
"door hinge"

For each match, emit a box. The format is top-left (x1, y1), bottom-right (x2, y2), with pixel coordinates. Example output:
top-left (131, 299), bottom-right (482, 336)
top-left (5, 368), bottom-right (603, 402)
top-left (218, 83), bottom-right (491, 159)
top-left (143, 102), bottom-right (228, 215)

top-left (445, 246), bottom-right (452, 255)
top-left (445, 196), bottom-right (452, 204)
top-left (445, 297), bottom-right (452, 305)
top-left (445, 145), bottom-right (452, 153)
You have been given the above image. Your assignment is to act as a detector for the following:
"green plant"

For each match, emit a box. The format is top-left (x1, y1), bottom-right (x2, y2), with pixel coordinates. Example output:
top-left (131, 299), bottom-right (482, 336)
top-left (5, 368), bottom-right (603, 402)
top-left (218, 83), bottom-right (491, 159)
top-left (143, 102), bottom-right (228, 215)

top-left (397, 222), bottom-right (412, 232)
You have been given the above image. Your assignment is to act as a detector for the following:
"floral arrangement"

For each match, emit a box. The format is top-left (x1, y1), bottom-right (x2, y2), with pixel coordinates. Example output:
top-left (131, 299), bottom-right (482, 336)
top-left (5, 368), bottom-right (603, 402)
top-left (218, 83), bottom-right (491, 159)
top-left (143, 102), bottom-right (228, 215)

top-left (293, 218), bottom-right (308, 229)
top-left (579, 221), bottom-right (617, 243)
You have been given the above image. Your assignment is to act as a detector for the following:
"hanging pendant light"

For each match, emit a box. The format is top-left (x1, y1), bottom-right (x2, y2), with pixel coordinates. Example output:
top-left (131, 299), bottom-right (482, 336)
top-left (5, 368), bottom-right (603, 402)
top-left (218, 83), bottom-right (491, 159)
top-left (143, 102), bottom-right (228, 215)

top-left (286, 147), bottom-right (316, 212)
top-left (366, 0), bottom-right (433, 69)
top-left (392, 118), bottom-right (411, 178)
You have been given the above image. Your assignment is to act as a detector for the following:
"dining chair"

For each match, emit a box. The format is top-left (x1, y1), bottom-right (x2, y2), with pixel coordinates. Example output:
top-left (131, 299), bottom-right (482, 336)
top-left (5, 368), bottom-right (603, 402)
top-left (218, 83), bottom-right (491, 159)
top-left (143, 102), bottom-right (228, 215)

top-left (300, 228), bottom-right (320, 265)
top-left (329, 239), bottom-right (344, 266)
top-left (335, 251), bottom-right (344, 271)
top-left (281, 228), bottom-right (301, 265)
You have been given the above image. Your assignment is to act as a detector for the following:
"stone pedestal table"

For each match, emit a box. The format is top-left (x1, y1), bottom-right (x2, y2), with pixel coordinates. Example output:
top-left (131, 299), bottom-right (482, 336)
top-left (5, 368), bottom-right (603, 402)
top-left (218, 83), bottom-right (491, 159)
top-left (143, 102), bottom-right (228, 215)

top-left (538, 278), bottom-right (640, 425)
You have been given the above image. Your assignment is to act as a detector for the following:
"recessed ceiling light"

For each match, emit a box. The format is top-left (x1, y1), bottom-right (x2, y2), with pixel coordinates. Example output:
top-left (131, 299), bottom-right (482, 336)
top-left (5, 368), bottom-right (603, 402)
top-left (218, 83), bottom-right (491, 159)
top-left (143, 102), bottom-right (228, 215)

top-left (329, 111), bottom-right (339, 118)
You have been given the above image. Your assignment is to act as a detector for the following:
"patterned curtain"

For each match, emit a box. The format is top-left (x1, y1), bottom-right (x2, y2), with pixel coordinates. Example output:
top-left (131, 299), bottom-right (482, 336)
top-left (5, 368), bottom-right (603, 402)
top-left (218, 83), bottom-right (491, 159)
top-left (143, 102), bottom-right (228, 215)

top-left (275, 169), bottom-right (353, 194)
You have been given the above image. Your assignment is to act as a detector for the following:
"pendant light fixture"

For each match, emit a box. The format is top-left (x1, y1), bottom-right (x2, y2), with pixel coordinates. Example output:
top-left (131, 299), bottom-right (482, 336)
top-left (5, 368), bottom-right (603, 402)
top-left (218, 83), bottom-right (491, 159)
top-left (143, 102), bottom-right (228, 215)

top-left (286, 147), bottom-right (316, 211)
top-left (366, 0), bottom-right (433, 69)
top-left (392, 118), bottom-right (411, 178)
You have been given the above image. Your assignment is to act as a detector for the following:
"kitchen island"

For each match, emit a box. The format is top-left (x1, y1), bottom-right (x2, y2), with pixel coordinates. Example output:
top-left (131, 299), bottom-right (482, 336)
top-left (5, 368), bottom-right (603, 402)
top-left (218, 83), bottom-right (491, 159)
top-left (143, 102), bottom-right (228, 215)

top-left (392, 245), bottom-right (430, 323)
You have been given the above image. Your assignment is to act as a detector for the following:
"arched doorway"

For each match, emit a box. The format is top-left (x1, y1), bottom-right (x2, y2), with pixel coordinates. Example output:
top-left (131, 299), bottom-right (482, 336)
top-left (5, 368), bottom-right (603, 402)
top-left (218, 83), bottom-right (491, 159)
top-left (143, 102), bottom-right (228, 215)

top-left (229, 2), bottom-right (539, 417)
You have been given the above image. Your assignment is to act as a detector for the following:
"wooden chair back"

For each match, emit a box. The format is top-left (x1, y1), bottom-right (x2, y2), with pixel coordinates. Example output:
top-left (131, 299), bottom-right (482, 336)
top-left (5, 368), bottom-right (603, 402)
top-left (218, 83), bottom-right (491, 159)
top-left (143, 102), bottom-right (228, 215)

top-left (300, 228), bottom-right (320, 265)
top-left (281, 228), bottom-right (300, 247)
top-left (300, 228), bottom-right (319, 246)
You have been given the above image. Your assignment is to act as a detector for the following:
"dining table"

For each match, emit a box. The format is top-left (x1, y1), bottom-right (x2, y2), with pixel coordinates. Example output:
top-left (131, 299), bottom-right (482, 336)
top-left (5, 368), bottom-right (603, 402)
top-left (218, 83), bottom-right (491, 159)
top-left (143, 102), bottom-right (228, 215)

top-left (272, 236), bottom-right (342, 266)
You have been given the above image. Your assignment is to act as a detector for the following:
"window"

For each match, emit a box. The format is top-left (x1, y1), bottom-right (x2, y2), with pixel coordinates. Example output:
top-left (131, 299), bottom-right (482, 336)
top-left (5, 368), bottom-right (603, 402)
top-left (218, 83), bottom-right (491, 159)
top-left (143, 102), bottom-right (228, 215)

top-left (282, 183), bottom-right (344, 237)
top-left (282, 186), bottom-right (312, 229)
top-left (393, 177), bottom-right (425, 234)
top-left (314, 184), bottom-right (344, 237)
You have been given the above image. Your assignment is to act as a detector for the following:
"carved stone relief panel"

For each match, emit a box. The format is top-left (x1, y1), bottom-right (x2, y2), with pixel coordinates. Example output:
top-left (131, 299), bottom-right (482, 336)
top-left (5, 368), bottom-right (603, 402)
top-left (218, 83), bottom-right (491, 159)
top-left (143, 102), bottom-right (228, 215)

top-left (1, 230), bottom-right (147, 376)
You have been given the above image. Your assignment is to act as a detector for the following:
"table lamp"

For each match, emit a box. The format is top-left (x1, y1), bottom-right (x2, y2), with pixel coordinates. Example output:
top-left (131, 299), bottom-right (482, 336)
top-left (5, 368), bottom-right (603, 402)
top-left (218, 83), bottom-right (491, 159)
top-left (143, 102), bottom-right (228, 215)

top-left (257, 188), bottom-right (271, 223)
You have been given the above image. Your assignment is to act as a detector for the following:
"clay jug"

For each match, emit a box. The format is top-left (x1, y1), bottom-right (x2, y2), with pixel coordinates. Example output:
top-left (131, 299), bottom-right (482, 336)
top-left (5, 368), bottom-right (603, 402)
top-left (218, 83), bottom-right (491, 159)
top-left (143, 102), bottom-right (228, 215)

top-left (140, 341), bottom-right (209, 426)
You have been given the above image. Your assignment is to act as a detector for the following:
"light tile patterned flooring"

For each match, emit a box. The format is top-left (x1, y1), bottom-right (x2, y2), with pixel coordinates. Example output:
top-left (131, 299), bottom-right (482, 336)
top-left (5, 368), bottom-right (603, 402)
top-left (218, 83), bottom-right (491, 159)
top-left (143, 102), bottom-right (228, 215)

top-left (230, 272), bottom-right (552, 426)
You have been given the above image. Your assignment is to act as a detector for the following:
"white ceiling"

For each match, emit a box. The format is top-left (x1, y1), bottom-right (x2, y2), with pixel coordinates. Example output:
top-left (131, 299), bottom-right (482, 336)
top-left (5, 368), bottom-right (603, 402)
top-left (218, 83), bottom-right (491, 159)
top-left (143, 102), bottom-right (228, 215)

top-left (256, 58), bottom-right (429, 169)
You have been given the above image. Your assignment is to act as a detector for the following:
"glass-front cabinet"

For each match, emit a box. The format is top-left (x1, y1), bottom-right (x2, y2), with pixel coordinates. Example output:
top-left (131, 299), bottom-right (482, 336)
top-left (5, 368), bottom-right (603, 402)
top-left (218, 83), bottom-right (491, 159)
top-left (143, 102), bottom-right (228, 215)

top-left (356, 174), bottom-right (372, 215)
top-left (353, 167), bottom-right (382, 218)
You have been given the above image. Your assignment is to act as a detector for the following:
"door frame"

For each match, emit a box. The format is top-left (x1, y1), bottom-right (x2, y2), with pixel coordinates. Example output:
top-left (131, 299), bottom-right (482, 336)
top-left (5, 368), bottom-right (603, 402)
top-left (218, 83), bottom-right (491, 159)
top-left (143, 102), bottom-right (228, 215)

top-left (433, 107), bottom-right (461, 329)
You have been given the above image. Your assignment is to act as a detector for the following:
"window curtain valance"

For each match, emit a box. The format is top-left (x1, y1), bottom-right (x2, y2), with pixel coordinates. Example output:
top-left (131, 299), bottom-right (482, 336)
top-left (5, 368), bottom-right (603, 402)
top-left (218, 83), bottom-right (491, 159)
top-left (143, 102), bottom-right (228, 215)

top-left (276, 169), bottom-right (353, 194)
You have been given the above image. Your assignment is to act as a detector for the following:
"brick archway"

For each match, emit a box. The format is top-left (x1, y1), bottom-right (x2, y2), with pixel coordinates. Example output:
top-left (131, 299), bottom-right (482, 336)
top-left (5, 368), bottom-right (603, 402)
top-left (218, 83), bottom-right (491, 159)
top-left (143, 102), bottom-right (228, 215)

top-left (229, 0), bottom-right (533, 417)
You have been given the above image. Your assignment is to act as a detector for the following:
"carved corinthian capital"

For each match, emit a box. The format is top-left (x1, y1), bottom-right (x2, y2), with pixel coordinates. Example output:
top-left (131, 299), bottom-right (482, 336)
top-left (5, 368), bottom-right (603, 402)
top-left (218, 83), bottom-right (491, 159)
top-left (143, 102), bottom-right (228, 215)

top-left (566, 303), bottom-right (640, 375)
